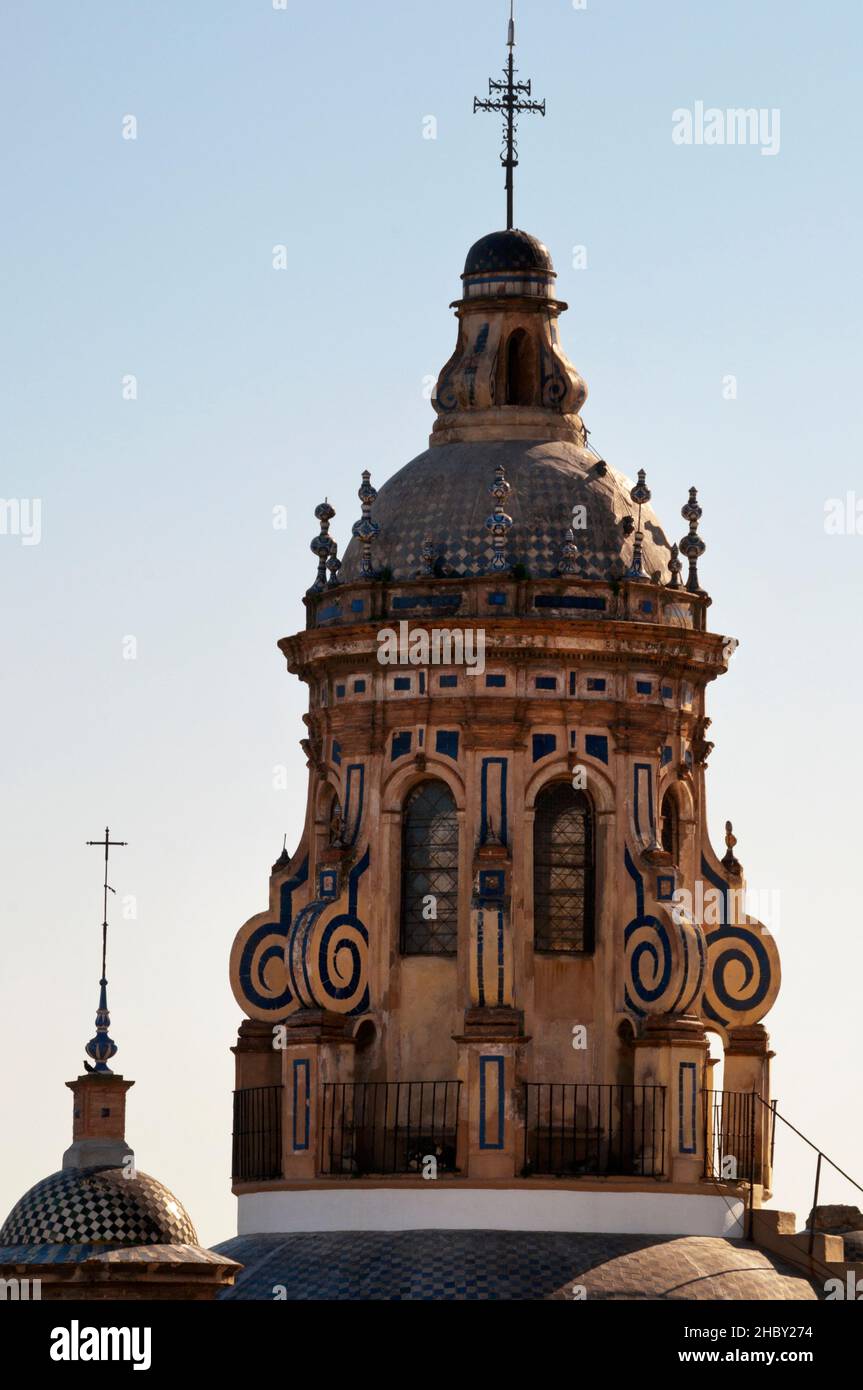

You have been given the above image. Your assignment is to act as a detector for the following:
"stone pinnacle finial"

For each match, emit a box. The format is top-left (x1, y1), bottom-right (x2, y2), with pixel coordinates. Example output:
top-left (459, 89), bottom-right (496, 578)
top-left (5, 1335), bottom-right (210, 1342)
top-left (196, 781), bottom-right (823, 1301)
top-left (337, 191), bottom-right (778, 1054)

top-left (352, 471), bottom-right (379, 579)
top-left (485, 464), bottom-right (513, 572)
top-left (309, 500), bottom-right (336, 593)
top-left (667, 542), bottom-right (682, 590)
top-left (559, 527), bottom-right (579, 576)
top-left (326, 544), bottom-right (342, 587)
top-left (680, 487), bottom-right (706, 593)
top-left (721, 820), bottom-right (743, 877)
top-left (419, 536), bottom-right (436, 578)
top-left (626, 469), bottom-right (651, 580)
top-left (84, 976), bottom-right (118, 1074)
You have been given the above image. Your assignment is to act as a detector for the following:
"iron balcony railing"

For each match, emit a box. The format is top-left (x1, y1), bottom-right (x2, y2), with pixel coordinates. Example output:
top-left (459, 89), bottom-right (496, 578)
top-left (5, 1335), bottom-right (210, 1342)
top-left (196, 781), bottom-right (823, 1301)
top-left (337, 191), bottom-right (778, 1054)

top-left (321, 1081), bottom-right (462, 1176)
top-left (703, 1089), bottom-right (761, 1186)
top-left (523, 1083), bottom-right (667, 1178)
top-left (232, 1084), bottom-right (283, 1182)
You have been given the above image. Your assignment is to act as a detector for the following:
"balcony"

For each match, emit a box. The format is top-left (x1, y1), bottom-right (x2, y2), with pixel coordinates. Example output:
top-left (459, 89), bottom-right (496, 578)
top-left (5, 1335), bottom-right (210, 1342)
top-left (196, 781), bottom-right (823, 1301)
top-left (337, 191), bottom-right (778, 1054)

top-left (522, 1083), bottom-right (667, 1179)
top-left (232, 1084), bottom-right (282, 1182)
top-left (320, 1081), bottom-right (462, 1176)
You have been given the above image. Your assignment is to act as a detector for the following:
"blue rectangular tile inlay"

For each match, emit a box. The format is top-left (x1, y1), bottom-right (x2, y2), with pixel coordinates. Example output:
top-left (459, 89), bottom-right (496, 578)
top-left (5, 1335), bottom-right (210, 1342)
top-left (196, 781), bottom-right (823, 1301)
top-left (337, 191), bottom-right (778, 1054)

top-left (534, 595), bottom-right (606, 611)
top-left (535, 677), bottom-right (557, 691)
top-left (486, 674), bottom-right (506, 688)
top-left (532, 733), bottom-right (557, 762)
top-left (292, 1059), bottom-right (310, 1152)
top-left (391, 732), bottom-right (412, 760)
top-left (394, 677), bottom-right (412, 691)
top-left (636, 681), bottom-right (652, 695)
top-left (435, 730), bottom-right (459, 759)
top-left (479, 1055), bottom-right (505, 1150)
top-left (585, 735), bottom-right (609, 764)
top-left (439, 674), bottom-right (458, 689)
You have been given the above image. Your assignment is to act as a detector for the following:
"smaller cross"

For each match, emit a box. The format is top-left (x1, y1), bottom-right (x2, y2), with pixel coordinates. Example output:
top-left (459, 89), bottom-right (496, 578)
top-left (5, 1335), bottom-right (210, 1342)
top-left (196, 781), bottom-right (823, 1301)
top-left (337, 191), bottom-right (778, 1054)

top-left (86, 826), bottom-right (128, 979)
top-left (83, 826), bottom-right (127, 1073)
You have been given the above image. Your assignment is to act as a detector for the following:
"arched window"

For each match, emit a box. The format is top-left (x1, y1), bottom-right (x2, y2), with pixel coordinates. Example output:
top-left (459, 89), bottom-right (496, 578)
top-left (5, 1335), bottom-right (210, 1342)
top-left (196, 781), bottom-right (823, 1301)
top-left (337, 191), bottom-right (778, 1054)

top-left (401, 781), bottom-right (459, 956)
top-left (504, 329), bottom-right (534, 406)
top-left (660, 791), bottom-right (679, 862)
top-left (533, 783), bottom-right (594, 953)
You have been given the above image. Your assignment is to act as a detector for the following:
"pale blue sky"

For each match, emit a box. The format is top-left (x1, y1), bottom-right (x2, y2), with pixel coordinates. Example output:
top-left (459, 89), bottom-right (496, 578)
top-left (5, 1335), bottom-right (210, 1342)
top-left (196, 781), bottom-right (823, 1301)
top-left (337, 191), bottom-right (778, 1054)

top-left (1, 0), bottom-right (861, 1244)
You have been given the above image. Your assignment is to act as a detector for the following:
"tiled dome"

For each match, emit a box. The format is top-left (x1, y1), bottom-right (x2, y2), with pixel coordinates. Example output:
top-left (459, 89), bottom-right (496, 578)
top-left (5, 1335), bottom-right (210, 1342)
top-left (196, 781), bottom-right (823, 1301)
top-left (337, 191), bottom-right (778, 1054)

top-left (214, 1231), bottom-right (818, 1301)
top-left (0, 1167), bottom-right (197, 1247)
top-left (464, 229), bottom-right (553, 276)
top-left (338, 439), bottom-right (672, 584)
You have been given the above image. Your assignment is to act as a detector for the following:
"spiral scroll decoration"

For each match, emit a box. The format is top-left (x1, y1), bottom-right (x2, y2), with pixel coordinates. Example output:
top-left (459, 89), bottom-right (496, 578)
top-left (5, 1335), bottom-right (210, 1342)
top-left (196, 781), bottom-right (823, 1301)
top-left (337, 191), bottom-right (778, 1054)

top-left (624, 848), bottom-right (705, 1018)
top-left (232, 858), bottom-right (309, 1019)
top-left (285, 847), bottom-right (371, 1017)
top-left (703, 923), bottom-right (778, 1030)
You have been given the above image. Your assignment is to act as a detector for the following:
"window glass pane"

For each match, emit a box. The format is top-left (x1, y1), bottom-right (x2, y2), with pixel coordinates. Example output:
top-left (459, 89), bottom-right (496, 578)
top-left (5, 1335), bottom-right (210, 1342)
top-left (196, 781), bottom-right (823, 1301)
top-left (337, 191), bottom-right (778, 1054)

top-left (401, 782), bottom-right (459, 956)
top-left (534, 783), bottom-right (593, 953)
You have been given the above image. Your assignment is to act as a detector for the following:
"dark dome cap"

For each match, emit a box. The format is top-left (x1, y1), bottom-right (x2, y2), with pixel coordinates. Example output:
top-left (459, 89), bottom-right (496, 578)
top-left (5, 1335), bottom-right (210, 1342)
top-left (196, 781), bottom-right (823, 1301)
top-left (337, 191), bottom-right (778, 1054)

top-left (463, 229), bottom-right (554, 277)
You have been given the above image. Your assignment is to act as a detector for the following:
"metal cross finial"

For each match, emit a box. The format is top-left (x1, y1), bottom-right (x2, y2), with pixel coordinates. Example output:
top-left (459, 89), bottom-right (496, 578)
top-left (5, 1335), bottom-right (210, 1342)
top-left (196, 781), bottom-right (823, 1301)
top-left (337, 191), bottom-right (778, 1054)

top-left (474, 2), bottom-right (546, 231)
top-left (84, 826), bottom-right (127, 1073)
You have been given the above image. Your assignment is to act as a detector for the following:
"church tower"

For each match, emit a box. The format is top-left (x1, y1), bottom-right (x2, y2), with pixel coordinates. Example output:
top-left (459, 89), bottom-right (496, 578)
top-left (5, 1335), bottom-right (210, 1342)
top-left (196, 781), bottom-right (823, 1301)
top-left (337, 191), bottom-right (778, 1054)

top-left (227, 23), bottom-right (782, 1245)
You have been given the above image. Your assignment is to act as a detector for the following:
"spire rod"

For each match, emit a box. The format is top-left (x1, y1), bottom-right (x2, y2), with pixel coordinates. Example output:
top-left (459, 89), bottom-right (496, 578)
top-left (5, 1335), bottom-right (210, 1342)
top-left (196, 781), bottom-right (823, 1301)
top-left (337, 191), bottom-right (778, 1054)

top-left (474, 2), bottom-right (546, 231)
top-left (84, 825), bottom-right (127, 1073)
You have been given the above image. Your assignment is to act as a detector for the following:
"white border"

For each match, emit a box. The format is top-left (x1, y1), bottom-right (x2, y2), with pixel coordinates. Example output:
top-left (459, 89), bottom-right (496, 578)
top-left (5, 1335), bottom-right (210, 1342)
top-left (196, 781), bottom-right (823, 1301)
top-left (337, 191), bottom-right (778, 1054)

top-left (237, 1189), bottom-right (744, 1238)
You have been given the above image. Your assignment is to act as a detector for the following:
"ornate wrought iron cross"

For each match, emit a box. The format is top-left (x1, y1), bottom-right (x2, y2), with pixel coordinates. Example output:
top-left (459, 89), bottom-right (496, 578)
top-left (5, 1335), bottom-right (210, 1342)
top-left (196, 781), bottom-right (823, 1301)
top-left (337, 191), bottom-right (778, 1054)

top-left (84, 825), bottom-right (127, 1072)
top-left (474, 2), bottom-right (546, 231)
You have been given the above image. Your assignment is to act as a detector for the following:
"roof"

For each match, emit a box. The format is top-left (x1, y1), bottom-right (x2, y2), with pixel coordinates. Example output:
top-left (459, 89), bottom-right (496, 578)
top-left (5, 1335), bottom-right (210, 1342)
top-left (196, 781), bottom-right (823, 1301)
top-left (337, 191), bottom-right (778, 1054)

top-left (0, 1167), bottom-right (197, 1248)
top-left (212, 1230), bottom-right (818, 1301)
top-left (464, 230), bottom-right (554, 276)
top-left (337, 439), bottom-right (672, 584)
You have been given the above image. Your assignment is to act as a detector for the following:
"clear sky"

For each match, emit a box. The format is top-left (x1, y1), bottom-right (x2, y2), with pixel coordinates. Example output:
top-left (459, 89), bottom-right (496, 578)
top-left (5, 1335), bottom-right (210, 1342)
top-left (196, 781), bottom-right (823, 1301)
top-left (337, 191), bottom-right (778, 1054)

top-left (1, 0), bottom-right (861, 1246)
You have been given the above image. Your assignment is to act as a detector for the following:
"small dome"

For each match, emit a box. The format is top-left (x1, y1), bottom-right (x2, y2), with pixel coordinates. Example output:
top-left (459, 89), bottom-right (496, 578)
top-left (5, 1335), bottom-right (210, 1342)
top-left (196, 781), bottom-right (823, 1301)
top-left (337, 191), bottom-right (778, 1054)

top-left (0, 1167), bottom-right (197, 1247)
top-left (464, 229), bottom-right (554, 277)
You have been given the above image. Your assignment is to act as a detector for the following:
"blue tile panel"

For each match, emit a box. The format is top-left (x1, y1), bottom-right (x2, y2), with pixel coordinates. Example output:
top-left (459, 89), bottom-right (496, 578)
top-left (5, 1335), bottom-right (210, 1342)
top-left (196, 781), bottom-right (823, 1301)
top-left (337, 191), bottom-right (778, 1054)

top-left (439, 675), bottom-right (458, 688)
top-left (391, 732), bottom-right (412, 759)
top-left (535, 677), bottom-right (557, 691)
top-left (584, 735), bottom-right (609, 764)
top-left (586, 678), bottom-right (606, 692)
top-left (391, 595), bottom-right (463, 610)
top-left (435, 731), bottom-right (459, 759)
top-left (532, 734), bottom-right (557, 762)
top-left (485, 675), bottom-right (506, 688)
top-left (353, 679), bottom-right (366, 693)
top-left (636, 681), bottom-right (652, 695)
top-left (479, 1056), bottom-right (505, 1150)
top-left (394, 677), bottom-right (411, 691)
top-left (534, 596), bottom-right (606, 612)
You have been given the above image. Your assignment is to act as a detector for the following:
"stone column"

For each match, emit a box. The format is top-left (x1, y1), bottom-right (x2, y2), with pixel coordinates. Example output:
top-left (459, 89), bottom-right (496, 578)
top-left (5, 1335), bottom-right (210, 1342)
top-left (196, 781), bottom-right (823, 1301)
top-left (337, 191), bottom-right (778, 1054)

top-left (279, 1008), bottom-right (356, 1180)
top-left (633, 1013), bottom-right (709, 1183)
top-left (453, 1012), bottom-right (529, 1179)
top-left (723, 1024), bottom-right (773, 1191)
